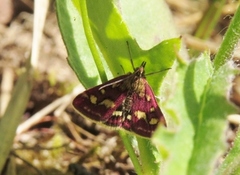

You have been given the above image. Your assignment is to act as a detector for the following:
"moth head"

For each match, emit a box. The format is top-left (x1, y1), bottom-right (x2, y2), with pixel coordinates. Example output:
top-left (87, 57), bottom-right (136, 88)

top-left (136, 61), bottom-right (146, 77)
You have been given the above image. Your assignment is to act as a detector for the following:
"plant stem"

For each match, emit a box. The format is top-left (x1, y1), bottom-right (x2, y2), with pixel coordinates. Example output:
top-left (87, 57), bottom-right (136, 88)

top-left (194, 0), bottom-right (226, 40)
top-left (213, 6), bottom-right (240, 70)
top-left (119, 131), bottom-right (143, 175)
top-left (137, 137), bottom-right (160, 175)
top-left (78, 0), bottom-right (108, 83)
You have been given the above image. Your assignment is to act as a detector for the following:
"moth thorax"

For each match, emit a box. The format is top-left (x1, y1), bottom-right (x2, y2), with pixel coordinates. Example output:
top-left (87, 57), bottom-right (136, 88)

top-left (133, 78), bottom-right (146, 98)
top-left (122, 95), bottom-right (133, 118)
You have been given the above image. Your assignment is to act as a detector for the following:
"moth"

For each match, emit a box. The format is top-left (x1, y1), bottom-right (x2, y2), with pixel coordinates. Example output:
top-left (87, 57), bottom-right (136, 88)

top-left (72, 61), bottom-right (165, 137)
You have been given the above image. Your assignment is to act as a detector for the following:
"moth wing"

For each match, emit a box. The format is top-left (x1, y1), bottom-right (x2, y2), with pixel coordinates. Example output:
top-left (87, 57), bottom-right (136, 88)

top-left (73, 75), bottom-right (129, 125)
top-left (123, 79), bottom-right (164, 137)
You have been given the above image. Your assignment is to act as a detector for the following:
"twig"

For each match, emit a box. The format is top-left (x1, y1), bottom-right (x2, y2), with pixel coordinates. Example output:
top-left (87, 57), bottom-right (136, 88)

top-left (16, 85), bottom-right (84, 135)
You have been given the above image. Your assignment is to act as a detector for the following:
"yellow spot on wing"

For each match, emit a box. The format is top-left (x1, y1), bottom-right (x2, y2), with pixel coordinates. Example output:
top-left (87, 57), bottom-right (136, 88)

top-left (90, 95), bottom-right (97, 104)
top-left (100, 89), bottom-right (105, 94)
top-left (127, 115), bottom-right (132, 120)
top-left (113, 111), bottom-right (122, 116)
top-left (99, 99), bottom-right (115, 108)
top-left (146, 95), bottom-right (151, 101)
top-left (149, 118), bottom-right (158, 125)
top-left (135, 111), bottom-right (147, 120)
top-left (150, 107), bottom-right (155, 112)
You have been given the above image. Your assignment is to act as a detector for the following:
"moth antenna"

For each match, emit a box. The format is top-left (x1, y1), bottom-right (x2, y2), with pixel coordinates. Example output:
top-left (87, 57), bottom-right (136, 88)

top-left (120, 65), bottom-right (126, 74)
top-left (99, 76), bottom-right (129, 90)
top-left (126, 41), bottom-right (135, 70)
top-left (141, 61), bottom-right (147, 68)
top-left (145, 68), bottom-right (171, 76)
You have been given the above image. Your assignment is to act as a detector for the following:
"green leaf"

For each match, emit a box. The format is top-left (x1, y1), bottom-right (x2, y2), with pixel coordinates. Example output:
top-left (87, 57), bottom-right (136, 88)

top-left (85, 0), bottom-right (180, 86)
top-left (152, 59), bottom-right (197, 175)
top-left (56, 0), bottom-right (101, 88)
top-left (0, 66), bottom-right (32, 172)
top-left (213, 6), bottom-right (240, 70)
top-left (120, 0), bottom-right (177, 49)
top-left (153, 54), bottom-right (238, 175)
top-left (188, 60), bottom-right (237, 175)
top-left (59, 0), bottom-right (180, 90)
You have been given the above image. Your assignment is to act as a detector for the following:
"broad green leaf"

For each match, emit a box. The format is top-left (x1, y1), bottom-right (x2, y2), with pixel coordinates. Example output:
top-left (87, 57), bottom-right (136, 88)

top-left (84, 0), bottom-right (179, 76)
top-left (56, 0), bottom-right (181, 92)
top-left (56, 0), bottom-right (100, 88)
top-left (154, 54), bottom-right (238, 175)
top-left (120, 0), bottom-right (177, 50)
top-left (152, 59), bottom-right (197, 175)
top-left (56, 0), bottom-right (180, 90)
top-left (153, 53), bottom-right (230, 175)
top-left (187, 60), bottom-right (238, 175)
top-left (86, 0), bottom-right (180, 92)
